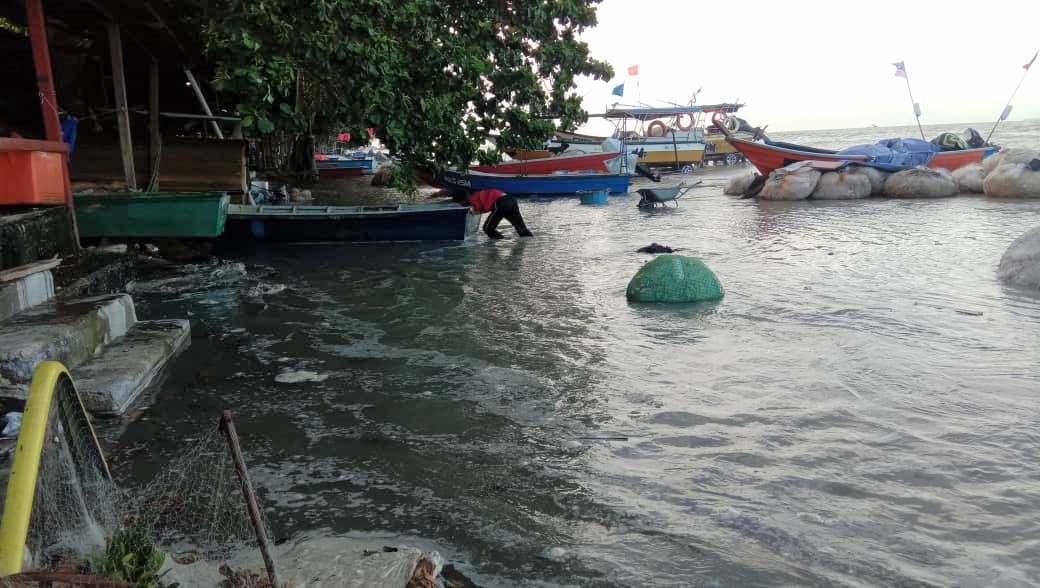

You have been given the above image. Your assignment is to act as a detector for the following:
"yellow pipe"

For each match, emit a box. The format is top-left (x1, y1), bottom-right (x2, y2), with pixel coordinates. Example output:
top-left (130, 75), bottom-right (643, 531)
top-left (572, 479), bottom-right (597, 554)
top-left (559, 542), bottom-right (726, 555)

top-left (0, 361), bottom-right (110, 575)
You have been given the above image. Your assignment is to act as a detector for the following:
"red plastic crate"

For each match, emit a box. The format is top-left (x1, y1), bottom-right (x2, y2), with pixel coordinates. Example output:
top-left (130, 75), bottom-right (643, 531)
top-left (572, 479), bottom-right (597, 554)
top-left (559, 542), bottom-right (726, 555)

top-left (0, 150), bottom-right (66, 205)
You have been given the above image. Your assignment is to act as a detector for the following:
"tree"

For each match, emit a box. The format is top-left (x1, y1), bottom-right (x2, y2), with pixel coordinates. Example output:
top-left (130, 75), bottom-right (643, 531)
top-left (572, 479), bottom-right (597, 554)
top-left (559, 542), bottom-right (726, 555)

top-left (199, 0), bottom-right (612, 184)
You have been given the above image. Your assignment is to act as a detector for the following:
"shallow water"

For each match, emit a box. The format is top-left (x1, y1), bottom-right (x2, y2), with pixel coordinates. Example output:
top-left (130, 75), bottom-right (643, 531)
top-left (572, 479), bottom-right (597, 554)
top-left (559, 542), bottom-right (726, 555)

top-left (117, 121), bottom-right (1040, 587)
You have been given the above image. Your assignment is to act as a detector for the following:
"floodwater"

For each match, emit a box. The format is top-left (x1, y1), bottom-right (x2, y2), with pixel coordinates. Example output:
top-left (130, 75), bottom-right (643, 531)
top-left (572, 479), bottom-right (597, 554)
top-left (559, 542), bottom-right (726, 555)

top-left (116, 121), bottom-right (1040, 586)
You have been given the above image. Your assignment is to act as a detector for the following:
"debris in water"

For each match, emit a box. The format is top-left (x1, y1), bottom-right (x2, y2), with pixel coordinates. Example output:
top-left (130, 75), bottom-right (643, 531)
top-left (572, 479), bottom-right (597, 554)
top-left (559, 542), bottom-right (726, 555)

top-left (274, 370), bottom-right (329, 383)
top-left (540, 546), bottom-right (569, 561)
top-left (2, 412), bottom-right (22, 438)
top-left (637, 243), bottom-right (677, 254)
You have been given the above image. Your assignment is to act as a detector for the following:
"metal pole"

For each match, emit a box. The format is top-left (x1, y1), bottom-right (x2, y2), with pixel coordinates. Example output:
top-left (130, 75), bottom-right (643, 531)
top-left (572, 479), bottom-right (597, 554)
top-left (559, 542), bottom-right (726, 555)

top-left (184, 68), bottom-right (225, 139)
top-left (107, 24), bottom-right (138, 190)
top-left (219, 411), bottom-right (280, 588)
top-left (902, 75), bottom-right (926, 141)
top-left (985, 67), bottom-right (1031, 143)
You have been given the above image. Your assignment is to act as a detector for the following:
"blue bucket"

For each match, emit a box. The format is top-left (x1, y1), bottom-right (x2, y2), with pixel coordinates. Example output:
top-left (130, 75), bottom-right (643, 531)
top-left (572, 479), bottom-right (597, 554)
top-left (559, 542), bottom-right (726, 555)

top-left (579, 189), bottom-right (609, 205)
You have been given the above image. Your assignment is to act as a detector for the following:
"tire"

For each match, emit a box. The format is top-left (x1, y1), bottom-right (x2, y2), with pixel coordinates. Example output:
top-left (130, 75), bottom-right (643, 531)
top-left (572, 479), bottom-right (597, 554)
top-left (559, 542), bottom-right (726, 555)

top-left (725, 153), bottom-right (739, 166)
top-left (681, 164), bottom-right (695, 174)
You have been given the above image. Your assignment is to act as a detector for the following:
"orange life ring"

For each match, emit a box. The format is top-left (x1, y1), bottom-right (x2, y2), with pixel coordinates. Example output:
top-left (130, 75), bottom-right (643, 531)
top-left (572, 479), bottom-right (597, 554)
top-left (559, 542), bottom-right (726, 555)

top-left (646, 121), bottom-right (667, 137)
top-left (676, 112), bottom-right (695, 131)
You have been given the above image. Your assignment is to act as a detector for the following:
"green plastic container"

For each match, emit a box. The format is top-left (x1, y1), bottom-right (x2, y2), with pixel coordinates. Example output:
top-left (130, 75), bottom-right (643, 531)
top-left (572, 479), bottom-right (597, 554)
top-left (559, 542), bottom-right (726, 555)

top-left (75, 192), bottom-right (230, 238)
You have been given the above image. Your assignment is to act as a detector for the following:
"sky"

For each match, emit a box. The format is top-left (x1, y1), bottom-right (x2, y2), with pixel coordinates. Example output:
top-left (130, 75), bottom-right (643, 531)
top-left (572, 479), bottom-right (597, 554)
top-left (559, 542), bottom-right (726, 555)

top-left (572, 0), bottom-right (1040, 133)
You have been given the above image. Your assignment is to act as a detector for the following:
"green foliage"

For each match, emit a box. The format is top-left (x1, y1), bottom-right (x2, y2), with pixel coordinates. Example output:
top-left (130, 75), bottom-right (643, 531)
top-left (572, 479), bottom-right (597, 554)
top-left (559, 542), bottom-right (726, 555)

top-left (88, 525), bottom-right (173, 588)
top-left (198, 0), bottom-right (612, 175)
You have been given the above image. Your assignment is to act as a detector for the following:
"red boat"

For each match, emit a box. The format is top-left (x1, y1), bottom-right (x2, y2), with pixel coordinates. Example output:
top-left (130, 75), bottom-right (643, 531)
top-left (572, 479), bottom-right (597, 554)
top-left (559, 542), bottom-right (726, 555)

top-left (712, 114), bottom-right (994, 176)
top-left (470, 151), bottom-right (620, 175)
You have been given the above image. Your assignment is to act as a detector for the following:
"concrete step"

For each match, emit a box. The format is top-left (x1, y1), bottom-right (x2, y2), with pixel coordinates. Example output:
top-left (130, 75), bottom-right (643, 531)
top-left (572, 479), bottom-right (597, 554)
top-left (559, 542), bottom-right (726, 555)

top-left (0, 270), bottom-right (55, 322)
top-left (75, 319), bottom-right (190, 415)
top-left (0, 294), bottom-right (136, 390)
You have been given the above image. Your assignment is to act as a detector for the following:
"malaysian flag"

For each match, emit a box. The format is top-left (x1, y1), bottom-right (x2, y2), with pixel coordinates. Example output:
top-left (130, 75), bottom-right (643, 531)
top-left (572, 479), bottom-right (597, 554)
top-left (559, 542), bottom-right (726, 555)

top-left (893, 61), bottom-right (907, 78)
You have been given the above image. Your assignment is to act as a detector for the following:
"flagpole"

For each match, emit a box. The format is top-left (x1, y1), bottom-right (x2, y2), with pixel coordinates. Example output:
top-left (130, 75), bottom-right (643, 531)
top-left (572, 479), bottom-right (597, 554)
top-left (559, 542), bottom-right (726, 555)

top-left (985, 60), bottom-right (1034, 143)
top-left (901, 71), bottom-right (927, 141)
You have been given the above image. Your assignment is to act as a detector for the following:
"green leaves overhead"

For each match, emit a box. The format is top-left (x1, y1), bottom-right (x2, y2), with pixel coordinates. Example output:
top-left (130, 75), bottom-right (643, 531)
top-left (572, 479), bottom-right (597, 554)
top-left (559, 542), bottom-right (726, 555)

top-left (199, 0), bottom-right (612, 173)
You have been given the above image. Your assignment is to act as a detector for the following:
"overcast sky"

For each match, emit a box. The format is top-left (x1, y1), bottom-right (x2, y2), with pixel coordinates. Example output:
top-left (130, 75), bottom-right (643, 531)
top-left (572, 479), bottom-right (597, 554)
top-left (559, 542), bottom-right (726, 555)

top-left (573, 0), bottom-right (1040, 133)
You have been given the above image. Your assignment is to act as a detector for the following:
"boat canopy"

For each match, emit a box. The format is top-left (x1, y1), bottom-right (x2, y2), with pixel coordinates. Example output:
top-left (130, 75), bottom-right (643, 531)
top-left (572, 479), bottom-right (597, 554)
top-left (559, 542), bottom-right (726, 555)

top-left (591, 103), bottom-right (744, 120)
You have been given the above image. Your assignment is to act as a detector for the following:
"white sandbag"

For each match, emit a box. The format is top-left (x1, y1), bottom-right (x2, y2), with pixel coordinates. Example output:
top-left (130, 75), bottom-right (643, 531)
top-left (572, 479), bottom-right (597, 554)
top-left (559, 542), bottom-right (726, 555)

top-left (998, 226), bottom-right (1040, 289)
top-left (953, 163), bottom-right (985, 193)
top-left (982, 147), bottom-right (1040, 176)
top-left (883, 166), bottom-right (958, 198)
top-left (810, 170), bottom-right (872, 200)
top-left (759, 162), bottom-right (820, 201)
top-left (847, 165), bottom-right (888, 195)
top-left (724, 172), bottom-right (758, 196)
top-left (982, 163), bottom-right (1040, 198)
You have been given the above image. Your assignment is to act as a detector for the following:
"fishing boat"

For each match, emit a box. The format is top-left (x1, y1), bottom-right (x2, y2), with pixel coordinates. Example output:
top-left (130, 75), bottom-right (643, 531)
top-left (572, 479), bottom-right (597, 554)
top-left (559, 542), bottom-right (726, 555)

top-left (551, 103), bottom-right (758, 172)
top-left (315, 152), bottom-right (377, 177)
top-left (436, 169), bottom-right (630, 195)
top-left (712, 113), bottom-right (996, 175)
top-left (469, 151), bottom-right (621, 175)
top-left (221, 202), bottom-right (480, 243)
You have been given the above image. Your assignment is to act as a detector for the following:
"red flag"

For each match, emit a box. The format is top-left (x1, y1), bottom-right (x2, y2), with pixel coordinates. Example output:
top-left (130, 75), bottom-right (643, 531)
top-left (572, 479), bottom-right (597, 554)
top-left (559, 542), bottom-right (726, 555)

top-left (627, 64), bottom-right (639, 76)
top-left (1024, 50), bottom-right (1038, 71)
top-left (338, 132), bottom-right (350, 142)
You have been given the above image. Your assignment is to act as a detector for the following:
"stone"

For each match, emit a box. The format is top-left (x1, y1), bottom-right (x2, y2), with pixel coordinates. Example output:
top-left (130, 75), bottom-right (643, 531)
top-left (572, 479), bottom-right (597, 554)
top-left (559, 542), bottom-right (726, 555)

top-left (626, 254), bottom-right (724, 303)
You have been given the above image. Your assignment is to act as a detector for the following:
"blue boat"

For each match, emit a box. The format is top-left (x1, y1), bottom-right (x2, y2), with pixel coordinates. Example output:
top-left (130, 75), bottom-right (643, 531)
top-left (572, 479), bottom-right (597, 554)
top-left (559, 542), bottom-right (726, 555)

top-left (437, 170), bottom-right (630, 196)
top-left (221, 203), bottom-right (480, 243)
top-left (316, 153), bottom-right (377, 177)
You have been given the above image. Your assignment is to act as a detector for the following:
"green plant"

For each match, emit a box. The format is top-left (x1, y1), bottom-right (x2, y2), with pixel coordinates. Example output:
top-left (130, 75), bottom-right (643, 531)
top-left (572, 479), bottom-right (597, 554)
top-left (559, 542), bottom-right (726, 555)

top-left (88, 525), bottom-right (174, 588)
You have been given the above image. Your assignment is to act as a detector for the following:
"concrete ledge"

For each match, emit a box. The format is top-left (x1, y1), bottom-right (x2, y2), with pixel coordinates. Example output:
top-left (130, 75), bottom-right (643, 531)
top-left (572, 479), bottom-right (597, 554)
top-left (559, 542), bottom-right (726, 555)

top-left (76, 319), bottom-right (190, 415)
top-left (0, 294), bottom-right (136, 387)
top-left (0, 270), bottom-right (55, 322)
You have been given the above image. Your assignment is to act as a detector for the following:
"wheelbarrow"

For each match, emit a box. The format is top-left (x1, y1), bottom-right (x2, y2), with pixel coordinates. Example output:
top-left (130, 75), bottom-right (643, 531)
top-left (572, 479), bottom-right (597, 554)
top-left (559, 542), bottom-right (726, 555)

top-left (635, 181), bottom-right (701, 209)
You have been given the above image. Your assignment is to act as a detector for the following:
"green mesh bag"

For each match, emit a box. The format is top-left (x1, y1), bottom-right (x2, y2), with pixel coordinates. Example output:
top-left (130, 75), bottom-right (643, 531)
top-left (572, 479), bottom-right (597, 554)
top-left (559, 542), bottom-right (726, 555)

top-left (626, 255), bottom-right (724, 303)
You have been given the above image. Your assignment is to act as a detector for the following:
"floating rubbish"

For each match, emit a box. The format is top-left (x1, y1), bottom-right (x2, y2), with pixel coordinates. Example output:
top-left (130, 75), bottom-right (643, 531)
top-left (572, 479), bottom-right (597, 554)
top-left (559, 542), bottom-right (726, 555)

top-left (637, 243), bottom-right (676, 254)
top-left (1, 412), bottom-right (22, 438)
top-left (540, 546), bottom-right (569, 561)
top-left (274, 370), bottom-right (329, 383)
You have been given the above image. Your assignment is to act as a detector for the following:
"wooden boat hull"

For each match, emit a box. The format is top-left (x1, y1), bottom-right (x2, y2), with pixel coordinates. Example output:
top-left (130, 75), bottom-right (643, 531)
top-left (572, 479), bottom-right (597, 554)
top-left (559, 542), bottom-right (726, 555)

top-left (221, 203), bottom-right (479, 243)
top-left (74, 191), bottom-right (230, 238)
top-left (316, 166), bottom-right (364, 178)
top-left (470, 152), bottom-right (619, 175)
top-left (727, 137), bottom-right (994, 175)
top-left (437, 170), bottom-right (630, 195)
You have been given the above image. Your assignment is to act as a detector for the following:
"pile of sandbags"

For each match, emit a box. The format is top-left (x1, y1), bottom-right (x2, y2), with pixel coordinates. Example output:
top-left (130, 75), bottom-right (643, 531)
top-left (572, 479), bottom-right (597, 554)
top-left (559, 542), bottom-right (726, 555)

top-left (981, 148), bottom-right (1040, 198)
top-left (847, 165), bottom-right (888, 195)
top-left (883, 166), bottom-right (959, 198)
top-left (953, 163), bottom-right (985, 193)
top-left (811, 169), bottom-right (872, 200)
top-left (759, 161), bottom-right (821, 201)
top-left (724, 172), bottom-right (758, 196)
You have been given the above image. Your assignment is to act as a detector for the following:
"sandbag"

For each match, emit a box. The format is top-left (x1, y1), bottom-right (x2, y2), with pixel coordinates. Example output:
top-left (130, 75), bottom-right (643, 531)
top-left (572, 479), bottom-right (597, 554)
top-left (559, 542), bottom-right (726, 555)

top-left (811, 170), bottom-right (872, 200)
top-left (952, 163), bottom-right (985, 193)
top-left (724, 172), bottom-right (758, 196)
top-left (883, 166), bottom-right (958, 198)
top-left (759, 161), bottom-right (821, 201)
top-left (983, 162), bottom-right (1040, 198)
top-left (982, 147), bottom-right (1040, 176)
top-left (626, 254), bottom-right (724, 303)
top-left (847, 165), bottom-right (888, 195)
top-left (998, 226), bottom-right (1040, 289)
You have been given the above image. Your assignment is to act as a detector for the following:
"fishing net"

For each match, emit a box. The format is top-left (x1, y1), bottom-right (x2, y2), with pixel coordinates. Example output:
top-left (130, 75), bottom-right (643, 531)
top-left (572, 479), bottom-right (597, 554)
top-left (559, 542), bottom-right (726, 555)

top-left (626, 254), bottom-right (725, 303)
top-left (18, 381), bottom-right (274, 582)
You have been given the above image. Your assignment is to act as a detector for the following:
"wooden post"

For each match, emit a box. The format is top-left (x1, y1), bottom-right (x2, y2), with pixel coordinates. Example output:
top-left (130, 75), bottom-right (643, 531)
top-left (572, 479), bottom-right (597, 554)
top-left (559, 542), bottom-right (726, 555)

top-left (149, 60), bottom-right (161, 191)
top-left (25, 0), bottom-right (80, 245)
top-left (218, 411), bottom-right (280, 588)
top-left (107, 24), bottom-right (137, 190)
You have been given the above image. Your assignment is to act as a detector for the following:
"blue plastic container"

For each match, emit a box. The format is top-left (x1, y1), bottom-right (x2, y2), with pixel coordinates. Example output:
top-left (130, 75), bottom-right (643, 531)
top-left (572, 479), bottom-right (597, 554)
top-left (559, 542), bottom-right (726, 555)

top-left (579, 189), bottom-right (609, 205)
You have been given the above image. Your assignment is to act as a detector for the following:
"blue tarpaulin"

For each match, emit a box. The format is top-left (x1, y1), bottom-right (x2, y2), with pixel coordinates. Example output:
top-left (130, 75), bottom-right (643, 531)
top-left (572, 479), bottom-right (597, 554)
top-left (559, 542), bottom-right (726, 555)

top-left (837, 138), bottom-right (942, 169)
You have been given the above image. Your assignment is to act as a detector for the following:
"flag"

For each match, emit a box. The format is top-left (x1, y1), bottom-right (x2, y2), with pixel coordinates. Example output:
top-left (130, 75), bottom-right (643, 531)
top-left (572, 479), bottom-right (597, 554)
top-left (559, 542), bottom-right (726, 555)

top-left (338, 132), bottom-right (350, 142)
top-left (612, 83), bottom-right (624, 97)
top-left (1024, 50), bottom-right (1039, 71)
top-left (893, 61), bottom-right (906, 78)
top-left (627, 64), bottom-right (639, 76)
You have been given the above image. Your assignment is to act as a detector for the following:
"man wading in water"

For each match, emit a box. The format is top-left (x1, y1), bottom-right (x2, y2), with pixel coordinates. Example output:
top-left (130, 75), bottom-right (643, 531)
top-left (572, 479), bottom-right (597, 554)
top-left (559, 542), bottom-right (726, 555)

top-left (459, 189), bottom-right (533, 239)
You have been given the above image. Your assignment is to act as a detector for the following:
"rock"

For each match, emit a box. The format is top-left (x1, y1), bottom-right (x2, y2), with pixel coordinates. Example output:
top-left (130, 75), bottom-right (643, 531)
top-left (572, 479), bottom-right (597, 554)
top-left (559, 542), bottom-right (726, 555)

top-left (883, 166), bottom-right (958, 198)
top-left (811, 170), bottom-right (872, 199)
top-left (998, 226), bottom-right (1040, 289)
top-left (982, 147), bottom-right (1040, 176)
top-left (724, 172), bottom-right (758, 196)
top-left (847, 165), bottom-right (888, 195)
top-left (983, 162), bottom-right (1040, 198)
top-left (759, 162), bottom-right (821, 201)
top-left (637, 243), bottom-right (676, 253)
top-left (953, 163), bottom-right (985, 193)
top-left (626, 254), bottom-right (724, 303)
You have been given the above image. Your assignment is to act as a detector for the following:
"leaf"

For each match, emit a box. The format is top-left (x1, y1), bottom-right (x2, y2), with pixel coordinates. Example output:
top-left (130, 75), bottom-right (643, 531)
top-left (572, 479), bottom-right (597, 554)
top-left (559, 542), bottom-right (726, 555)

top-left (257, 117), bottom-right (275, 133)
top-left (279, 102), bottom-right (293, 114)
